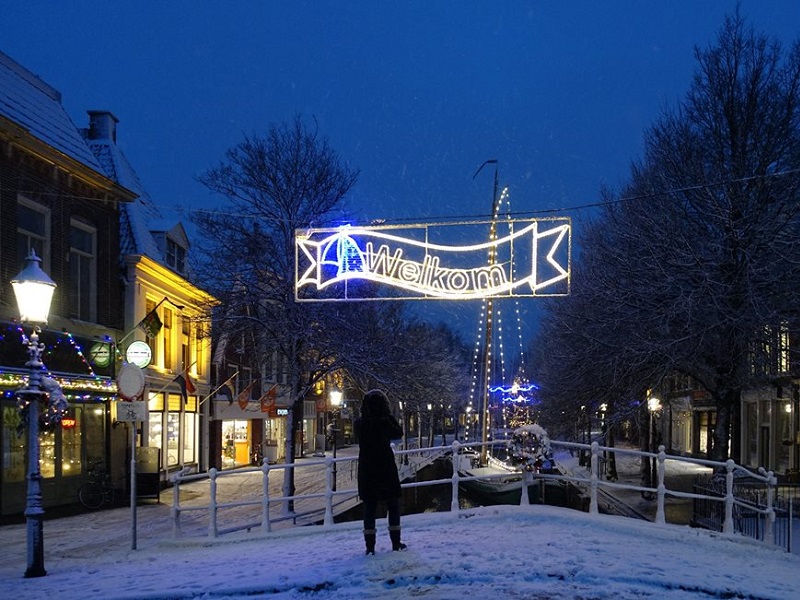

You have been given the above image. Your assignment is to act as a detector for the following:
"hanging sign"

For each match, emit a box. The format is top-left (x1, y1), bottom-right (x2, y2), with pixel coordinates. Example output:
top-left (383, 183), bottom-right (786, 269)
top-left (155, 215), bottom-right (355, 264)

top-left (295, 218), bottom-right (570, 301)
top-left (126, 341), bottom-right (152, 368)
top-left (88, 342), bottom-right (112, 367)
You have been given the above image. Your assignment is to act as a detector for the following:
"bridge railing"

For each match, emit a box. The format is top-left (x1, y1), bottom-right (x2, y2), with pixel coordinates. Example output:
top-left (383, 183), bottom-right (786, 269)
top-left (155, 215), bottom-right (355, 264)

top-left (170, 438), bottom-right (780, 550)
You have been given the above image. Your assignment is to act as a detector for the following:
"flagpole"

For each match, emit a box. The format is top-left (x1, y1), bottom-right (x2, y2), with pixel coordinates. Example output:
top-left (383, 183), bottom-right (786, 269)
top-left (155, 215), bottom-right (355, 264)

top-left (148, 361), bottom-right (197, 398)
top-left (116, 296), bottom-right (169, 350)
top-left (199, 370), bottom-right (239, 406)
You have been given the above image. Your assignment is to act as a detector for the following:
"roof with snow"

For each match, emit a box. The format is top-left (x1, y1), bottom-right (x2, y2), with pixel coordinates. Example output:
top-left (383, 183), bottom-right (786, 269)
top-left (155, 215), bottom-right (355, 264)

top-left (0, 51), bottom-right (104, 172)
top-left (83, 111), bottom-right (192, 272)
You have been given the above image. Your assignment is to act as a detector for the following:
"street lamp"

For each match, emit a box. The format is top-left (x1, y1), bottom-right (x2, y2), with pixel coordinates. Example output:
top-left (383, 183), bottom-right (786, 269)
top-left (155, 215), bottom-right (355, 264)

top-left (647, 396), bottom-right (662, 496)
top-left (427, 402), bottom-right (433, 447)
top-left (329, 390), bottom-right (343, 492)
top-left (11, 250), bottom-right (57, 578)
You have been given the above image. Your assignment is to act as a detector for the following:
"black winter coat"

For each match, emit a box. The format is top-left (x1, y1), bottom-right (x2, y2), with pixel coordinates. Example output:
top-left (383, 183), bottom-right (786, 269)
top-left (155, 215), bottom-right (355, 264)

top-left (355, 415), bottom-right (403, 501)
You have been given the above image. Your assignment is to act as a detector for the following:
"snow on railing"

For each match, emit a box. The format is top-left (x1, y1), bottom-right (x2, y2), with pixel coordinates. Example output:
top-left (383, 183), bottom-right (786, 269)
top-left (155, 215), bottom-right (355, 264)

top-left (169, 438), bottom-right (778, 549)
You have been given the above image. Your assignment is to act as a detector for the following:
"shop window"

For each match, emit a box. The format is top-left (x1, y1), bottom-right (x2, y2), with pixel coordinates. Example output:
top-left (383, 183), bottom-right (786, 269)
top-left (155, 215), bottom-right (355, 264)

top-left (148, 393), bottom-right (165, 456)
top-left (167, 412), bottom-right (180, 466)
top-left (2, 405), bottom-right (25, 483)
top-left (60, 407), bottom-right (83, 477)
top-left (184, 414), bottom-right (196, 463)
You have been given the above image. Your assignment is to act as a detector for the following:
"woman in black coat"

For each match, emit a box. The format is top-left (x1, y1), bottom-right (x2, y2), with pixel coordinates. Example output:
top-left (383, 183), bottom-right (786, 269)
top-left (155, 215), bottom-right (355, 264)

top-left (355, 389), bottom-right (405, 554)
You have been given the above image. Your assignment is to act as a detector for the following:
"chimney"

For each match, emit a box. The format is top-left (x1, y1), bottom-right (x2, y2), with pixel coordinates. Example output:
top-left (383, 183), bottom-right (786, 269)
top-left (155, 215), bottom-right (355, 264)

top-left (86, 110), bottom-right (119, 142)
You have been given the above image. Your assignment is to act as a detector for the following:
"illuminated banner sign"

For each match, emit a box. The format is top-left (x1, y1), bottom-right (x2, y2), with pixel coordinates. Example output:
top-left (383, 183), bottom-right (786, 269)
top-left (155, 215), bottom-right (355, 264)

top-left (295, 218), bottom-right (570, 301)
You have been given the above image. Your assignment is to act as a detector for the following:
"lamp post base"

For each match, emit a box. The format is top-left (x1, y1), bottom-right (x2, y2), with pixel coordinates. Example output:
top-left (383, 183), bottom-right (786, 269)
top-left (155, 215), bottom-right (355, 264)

top-left (24, 512), bottom-right (46, 578)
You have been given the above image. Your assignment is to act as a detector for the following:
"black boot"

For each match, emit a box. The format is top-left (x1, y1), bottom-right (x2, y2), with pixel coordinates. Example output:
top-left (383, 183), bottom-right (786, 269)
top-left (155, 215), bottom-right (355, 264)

top-left (389, 526), bottom-right (406, 551)
top-left (364, 529), bottom-right (376, 555)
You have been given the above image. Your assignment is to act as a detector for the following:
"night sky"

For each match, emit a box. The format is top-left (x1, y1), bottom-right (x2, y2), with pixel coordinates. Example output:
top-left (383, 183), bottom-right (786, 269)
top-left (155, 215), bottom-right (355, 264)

top-left (3, 1), bottom-right (799, 343)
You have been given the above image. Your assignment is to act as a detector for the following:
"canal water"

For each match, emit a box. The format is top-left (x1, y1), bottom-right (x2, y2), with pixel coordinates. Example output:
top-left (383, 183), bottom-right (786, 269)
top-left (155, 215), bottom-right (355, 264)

top-left (334, 458), bottom-right (586, 524)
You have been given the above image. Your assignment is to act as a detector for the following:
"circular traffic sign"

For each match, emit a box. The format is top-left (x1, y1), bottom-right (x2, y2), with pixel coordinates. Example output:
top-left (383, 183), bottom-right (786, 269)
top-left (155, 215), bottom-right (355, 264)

top-left (117, 362), bottom-right (145, 400)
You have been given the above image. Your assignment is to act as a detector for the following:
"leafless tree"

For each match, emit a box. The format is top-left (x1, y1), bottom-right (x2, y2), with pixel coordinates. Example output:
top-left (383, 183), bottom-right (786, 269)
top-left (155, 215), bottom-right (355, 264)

top-left (534, 13), bottom-right (800, 463)
top-left (192, 115), bottom-right (359, 507)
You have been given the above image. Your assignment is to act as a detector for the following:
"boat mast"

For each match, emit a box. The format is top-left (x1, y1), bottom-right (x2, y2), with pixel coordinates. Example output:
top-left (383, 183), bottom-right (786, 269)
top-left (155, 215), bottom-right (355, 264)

top-left (474, 160), bottom-right (501, 466)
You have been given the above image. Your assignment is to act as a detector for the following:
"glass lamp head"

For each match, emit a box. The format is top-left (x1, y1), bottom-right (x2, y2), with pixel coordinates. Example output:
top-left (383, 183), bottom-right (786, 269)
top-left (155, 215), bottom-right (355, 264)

top-left (11, 250), bottom-right (56, 325)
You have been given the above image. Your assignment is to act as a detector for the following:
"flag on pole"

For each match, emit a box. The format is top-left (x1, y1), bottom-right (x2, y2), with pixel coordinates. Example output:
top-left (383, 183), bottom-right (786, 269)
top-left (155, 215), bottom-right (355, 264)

top-left (138, 308), bottom-right (162, 339)
top-left (217, 380), bottom-right (235, 405)
top-left (174, 373), bottom-right (196, 404)
top-left (259, 385), bottom-right (278, 413)
top-left (237, 381), bottom-right (255, 410)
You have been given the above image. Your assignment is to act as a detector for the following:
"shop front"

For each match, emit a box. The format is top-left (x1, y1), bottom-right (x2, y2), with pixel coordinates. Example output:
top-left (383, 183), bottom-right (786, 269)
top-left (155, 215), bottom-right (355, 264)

top-left (213, 400), bottom-right (288, 469)
top-left (145, 390), bottom-right (200, 480)
top-left (0, 326), bottom-right (117, 518)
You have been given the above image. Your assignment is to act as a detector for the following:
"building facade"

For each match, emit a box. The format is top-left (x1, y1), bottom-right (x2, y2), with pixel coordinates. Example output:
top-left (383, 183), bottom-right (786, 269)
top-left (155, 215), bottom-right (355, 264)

top-left (0, 52), bottom-right (136, 517)
top-left (83, 110), bottom-right (216, 485)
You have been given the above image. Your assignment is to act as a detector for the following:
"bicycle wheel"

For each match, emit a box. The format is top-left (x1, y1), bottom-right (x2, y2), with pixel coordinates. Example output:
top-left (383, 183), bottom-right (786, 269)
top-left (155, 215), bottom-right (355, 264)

top-left (79, 482), bottom-right (104, 509)
top-left (103, 485), bottom-right (116, 507)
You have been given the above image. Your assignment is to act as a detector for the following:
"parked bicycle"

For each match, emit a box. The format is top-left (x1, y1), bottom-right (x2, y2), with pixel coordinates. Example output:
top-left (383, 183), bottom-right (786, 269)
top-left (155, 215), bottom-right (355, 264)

top-left (78, 460), bottom-right (115, 510)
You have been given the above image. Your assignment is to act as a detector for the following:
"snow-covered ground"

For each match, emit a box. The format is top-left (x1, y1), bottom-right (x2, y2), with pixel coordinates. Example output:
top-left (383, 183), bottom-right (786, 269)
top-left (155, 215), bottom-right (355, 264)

top-left (2, 444), bottom-right (799, 599)
top-left (1, 503), bottom-right (798, 599)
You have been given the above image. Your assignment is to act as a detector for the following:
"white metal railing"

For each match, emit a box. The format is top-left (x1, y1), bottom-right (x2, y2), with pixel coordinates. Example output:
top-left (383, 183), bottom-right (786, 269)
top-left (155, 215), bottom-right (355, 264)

top-left (169, 438), bottom-right (779, 548)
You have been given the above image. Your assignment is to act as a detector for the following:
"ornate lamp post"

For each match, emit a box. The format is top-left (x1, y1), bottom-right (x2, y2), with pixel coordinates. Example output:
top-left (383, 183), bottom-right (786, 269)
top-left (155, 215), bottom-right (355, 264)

top-left (329, 390), bottom-right (343, 492)
top-left (647, 396), bottom-right (662, 497)
top-left (11, 250), bottom-right (57, 578)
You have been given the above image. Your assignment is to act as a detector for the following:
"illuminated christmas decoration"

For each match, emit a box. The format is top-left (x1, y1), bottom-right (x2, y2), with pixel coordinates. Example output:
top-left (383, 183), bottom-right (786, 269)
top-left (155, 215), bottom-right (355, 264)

top-left (295, 217), bottom-right (570, 301)
top-left (509, 424), bottom-right (554, 473)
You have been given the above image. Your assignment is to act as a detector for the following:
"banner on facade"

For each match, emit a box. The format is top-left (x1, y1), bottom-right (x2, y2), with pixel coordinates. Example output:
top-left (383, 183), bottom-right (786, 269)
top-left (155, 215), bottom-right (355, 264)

top-left (295, 218), bottom-right (571, 301)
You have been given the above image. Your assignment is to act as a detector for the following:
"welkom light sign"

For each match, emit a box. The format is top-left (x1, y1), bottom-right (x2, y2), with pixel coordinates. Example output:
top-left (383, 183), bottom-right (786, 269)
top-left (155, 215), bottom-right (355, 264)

top-left (295, 218), bottom-right (570, 301)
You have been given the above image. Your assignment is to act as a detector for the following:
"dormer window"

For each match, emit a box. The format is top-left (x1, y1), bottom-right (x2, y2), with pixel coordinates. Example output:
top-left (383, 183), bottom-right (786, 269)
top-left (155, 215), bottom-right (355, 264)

top-left (166, 237), bottom-right (186, 274)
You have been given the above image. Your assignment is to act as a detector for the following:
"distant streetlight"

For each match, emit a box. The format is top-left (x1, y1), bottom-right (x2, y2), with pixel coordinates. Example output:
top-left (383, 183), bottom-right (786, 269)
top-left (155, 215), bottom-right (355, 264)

top-left (11, 250), bottom-right (57, 578)
top-left (427, 403), bottom-right (434, 447)
top-left (647, 396), bottom-right (662, 497)
top-left (329, 390), bottom-right (343, 491)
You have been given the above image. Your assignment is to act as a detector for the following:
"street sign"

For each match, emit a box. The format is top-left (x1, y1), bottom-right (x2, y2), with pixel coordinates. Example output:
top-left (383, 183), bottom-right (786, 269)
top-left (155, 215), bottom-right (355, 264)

top-left (116, 401), bottom-right (147, 422)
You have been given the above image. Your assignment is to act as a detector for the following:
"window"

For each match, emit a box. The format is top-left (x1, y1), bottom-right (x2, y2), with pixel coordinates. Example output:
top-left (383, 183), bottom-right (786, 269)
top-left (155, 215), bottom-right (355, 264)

top-left (17, 198), bottom-right (50, 270)
top-left (166, 238), bottom-right (186, 274)
top-left (163, 307), bottom-right (173, 370)
top-left (195, 324), bottom-right (205, 377)
top-left (146, 298), bottom-right (158, 360)
top-left (69, 219), bottom-right (97, 321)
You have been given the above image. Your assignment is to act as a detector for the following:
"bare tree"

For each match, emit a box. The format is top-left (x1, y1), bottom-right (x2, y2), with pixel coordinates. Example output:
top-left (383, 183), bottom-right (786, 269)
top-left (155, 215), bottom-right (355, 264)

top-left (534, 12), bottom-right (800, 462)
top-left (192, 115), bottom-right (359, 508)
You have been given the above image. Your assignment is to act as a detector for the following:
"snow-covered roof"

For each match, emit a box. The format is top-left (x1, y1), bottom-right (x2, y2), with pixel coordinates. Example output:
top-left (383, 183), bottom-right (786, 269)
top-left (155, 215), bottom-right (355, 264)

top-left (83, 111), bottom-right (191, 271)
top-left (0, 51), bottom-right (104, 172)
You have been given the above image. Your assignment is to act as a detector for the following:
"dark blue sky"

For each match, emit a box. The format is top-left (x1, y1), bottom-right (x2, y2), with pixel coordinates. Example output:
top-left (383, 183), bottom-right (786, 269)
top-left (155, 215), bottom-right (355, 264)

top-left (3, 1), bottom-right (799, 343)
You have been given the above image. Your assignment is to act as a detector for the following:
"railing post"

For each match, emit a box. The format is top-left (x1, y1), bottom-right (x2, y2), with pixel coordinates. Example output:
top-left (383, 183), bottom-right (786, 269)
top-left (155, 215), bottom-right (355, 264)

top-left (451, 441), bottom-right (461, 512)
top-left (261, 462), bottom-right (272, 533)
top-left (520, 469), bottom-right (531, 506)
top-left (324, 456), bottom-right (334, 527)
top-left (655, 445), bottom-right (666, 524)
top-left (589, 441), bottom-right (599, 515)
top-left (171, 472), bottom-right (182, 539)
top-left (209, 468), bottom-right (219, 538)
top-left (765, 470), bottom-right (775, 545)
top-left (723, 459), bottom-right (735, 535)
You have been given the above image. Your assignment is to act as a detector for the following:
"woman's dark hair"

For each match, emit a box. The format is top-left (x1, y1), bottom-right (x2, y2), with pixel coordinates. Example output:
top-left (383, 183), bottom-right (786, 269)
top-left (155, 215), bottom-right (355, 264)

top-left (362, 389), bottom-right (390, 419)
